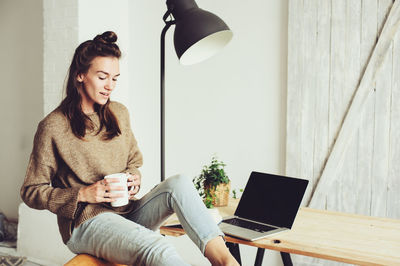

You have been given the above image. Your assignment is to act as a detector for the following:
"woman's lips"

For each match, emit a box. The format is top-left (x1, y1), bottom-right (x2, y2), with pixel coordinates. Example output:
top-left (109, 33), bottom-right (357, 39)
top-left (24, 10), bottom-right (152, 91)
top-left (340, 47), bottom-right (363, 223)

top-left (100, 92), bottom-right (110, 98)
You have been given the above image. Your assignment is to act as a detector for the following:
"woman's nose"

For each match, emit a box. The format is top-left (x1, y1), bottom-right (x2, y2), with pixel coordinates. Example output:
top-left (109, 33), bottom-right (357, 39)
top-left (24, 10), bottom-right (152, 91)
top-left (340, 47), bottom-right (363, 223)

top-left (105, 79), bottom-right (113, 90)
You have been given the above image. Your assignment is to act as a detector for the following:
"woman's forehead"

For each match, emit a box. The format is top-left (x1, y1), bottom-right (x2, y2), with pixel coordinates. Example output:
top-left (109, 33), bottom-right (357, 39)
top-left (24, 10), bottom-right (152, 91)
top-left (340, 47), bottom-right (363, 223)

top-left (90, 56), bottom-right (120, 74)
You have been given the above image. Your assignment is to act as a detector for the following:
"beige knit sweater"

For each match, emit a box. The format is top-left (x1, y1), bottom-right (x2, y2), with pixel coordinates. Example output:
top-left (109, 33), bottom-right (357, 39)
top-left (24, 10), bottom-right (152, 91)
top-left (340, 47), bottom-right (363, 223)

top-left (20, 101), bottom-right (143, 244)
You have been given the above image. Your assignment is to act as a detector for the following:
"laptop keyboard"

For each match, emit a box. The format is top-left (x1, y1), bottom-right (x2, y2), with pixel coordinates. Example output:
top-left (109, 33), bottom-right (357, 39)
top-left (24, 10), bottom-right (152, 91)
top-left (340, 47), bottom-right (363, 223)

top-left (223, 218), bottom-right (276, 233)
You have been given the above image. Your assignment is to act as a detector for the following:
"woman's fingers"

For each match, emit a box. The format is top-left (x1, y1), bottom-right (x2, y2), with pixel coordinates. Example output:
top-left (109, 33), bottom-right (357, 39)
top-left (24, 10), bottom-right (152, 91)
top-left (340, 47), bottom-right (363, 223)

top-left (127, 174), bottom-right (141, 192)
top-left (105, 185), bottom-right (125, 191)
top-left (80, 178), bottom-right (130, 204)
top-left (83, 175), bottom-right (140, 204)
top-left (127, 181), bottom-right (139, 188)
top-left (97, 196), bottom-right (114, 203)
top-left (128, 185), bottom-right (140, 200)
top-left (127, 174), bottom-right (140, 183)
top-left (102, 177), bottom-right (121, 185)
top-left (96, 179), bottom-right (125, 203)
top-left (103, 191), bottom-right (125, 199)
top-left (102, 178), bottom-right (125, 191)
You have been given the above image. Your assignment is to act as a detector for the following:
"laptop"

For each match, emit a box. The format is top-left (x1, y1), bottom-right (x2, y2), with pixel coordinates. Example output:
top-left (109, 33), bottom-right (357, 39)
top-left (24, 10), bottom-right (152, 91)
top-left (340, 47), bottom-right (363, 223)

top-left (219, 171), bottom-right (308, 241)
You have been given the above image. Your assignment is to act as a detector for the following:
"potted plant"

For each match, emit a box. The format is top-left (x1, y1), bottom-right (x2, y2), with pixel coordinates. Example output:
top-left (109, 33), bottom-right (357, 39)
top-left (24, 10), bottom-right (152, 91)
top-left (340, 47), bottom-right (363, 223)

top-left (193, 156), bottom-right (230, 208)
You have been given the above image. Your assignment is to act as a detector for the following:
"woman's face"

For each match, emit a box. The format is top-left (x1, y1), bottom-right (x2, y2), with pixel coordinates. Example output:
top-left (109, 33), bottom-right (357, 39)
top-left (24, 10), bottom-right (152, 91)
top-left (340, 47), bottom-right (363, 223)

top-left (77, 56), bottom-right (120, 113)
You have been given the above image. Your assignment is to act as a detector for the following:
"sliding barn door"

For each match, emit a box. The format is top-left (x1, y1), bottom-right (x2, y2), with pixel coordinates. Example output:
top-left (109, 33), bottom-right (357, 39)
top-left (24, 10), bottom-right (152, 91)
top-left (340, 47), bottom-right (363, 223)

top-left (287, 0), bottom-right (400, 264)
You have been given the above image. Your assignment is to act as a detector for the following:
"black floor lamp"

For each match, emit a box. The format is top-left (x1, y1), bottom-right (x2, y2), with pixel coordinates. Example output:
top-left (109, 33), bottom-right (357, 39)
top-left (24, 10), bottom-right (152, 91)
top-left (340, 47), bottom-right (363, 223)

top-left (160, 0), bottom-right (233, 181)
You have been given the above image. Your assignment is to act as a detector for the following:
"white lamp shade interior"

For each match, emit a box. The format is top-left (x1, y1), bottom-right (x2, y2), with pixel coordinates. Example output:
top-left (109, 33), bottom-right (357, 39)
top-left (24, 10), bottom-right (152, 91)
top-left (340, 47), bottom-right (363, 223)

top-left (179, 30), bottom-right (233, 65)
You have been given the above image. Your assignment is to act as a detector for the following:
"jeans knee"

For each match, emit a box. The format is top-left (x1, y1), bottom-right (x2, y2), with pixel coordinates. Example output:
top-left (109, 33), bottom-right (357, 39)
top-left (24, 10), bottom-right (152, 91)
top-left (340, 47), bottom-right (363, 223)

top-left (163, 174), bottom-right (193, 192)
top-left (141, 236), bottom-right (187, 266)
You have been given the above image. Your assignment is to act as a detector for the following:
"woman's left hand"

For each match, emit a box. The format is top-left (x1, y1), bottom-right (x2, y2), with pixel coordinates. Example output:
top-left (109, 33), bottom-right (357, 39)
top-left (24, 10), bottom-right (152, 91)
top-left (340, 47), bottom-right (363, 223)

top-left (127, 173), bottom-right (141, 199)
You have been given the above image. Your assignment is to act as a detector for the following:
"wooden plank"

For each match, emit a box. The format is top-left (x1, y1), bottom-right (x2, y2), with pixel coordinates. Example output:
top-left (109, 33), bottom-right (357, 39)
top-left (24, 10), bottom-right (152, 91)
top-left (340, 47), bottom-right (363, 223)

top-left (311, 0), bottom-right (331, 206)
top-left (300, 0), bottom-right (318, 207)
top-left (324, 0), bottom-right (347, 212)
top-left (286, 0), bottom-right (304, 179)
top-left (338, 0), bottom-right (361, 214)
top-left (355, 0), bottom-right (378, 216)
top-left (370, 0), bottom-right (394, 218)
top-left (387, 26), bottom-right (400, 219)
top-left (309, 0), bottom-right (400, 208)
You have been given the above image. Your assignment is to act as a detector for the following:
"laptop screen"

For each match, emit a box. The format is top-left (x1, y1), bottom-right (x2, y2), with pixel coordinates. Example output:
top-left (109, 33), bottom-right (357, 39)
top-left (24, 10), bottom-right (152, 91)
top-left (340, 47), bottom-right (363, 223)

top-left (234, 172), bottom-right (308, 229)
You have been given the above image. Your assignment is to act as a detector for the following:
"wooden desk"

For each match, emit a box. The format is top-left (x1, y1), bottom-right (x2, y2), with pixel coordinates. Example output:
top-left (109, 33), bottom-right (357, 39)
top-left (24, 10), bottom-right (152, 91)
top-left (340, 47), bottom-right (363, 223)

top-left (161, 200), bottom-right (400, 265)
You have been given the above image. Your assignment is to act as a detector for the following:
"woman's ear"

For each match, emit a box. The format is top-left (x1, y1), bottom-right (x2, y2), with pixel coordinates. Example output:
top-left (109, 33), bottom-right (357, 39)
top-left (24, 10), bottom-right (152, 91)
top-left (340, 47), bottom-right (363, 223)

top-left (77, 73), bottom-right (84, 83)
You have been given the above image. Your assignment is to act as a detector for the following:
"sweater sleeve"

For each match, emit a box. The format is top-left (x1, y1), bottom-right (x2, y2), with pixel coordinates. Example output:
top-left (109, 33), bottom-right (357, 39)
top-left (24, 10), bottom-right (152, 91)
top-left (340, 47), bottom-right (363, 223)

top-left (20, 121), bottom-right (80, 220)
top-left (125, 129), bottom-right (143, 177)
top-left (120, 105), bottom-right (143, 177)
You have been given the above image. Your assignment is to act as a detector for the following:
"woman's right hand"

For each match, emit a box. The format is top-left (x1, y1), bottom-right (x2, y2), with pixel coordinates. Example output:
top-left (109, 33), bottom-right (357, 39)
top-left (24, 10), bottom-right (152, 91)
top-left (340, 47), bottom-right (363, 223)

top-left (77, 178), bottom-right (124, 203)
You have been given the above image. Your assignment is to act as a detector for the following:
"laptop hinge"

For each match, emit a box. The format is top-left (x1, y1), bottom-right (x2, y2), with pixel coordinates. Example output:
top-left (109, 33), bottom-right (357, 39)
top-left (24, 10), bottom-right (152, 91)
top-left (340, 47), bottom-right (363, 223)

top-left (235, 216), bottom-right (280, 229)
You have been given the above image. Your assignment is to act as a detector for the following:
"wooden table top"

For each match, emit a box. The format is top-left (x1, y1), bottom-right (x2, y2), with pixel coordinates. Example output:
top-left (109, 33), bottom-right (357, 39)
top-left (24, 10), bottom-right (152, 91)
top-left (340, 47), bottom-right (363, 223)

top-left (160, 200), bottom-right (400, 265)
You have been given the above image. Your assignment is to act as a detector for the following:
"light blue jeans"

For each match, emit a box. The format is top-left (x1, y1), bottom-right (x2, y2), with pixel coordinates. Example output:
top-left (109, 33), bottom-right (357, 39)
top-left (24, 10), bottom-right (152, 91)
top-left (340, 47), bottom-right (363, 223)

top-left (66, 175), bottom-right (223, 265)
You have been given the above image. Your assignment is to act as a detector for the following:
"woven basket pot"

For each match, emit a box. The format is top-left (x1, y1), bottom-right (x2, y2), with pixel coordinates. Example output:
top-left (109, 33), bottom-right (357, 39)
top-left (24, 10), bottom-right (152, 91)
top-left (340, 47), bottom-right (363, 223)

top-left (206, 182), bottom-right (230, 207)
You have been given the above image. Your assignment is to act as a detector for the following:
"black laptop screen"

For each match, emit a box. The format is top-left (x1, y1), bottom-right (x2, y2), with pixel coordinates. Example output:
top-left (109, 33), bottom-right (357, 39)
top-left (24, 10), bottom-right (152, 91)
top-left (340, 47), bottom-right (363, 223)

top-left (234, 172), bottom-right (308, 229)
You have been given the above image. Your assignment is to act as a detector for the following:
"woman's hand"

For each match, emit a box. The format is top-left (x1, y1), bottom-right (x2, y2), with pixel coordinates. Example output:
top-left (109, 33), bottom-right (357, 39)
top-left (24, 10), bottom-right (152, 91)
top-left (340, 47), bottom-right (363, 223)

top-left (127, 173), bottom-right (141, 199)
top-left (77, 178), bottom-right (124, 203)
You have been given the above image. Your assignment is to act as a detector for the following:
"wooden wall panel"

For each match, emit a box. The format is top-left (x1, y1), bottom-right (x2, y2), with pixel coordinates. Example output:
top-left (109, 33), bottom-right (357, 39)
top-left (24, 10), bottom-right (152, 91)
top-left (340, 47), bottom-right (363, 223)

top-left (312, 0), bottom-right (331, 207)
top-left (287, 0), bottom-right (304, 181)
top-left (388, 31), bottom-right (400, 219)
top-left (288, 0), bottom-right (399, 264)
top-left (325, 0), bottom-right (347, 213)
top-left (300, 0), bottom-right (317, 206)
top-left (355, 0), bottom-right (377, 216)
top-left (371, 0), bottom-right (394, 218)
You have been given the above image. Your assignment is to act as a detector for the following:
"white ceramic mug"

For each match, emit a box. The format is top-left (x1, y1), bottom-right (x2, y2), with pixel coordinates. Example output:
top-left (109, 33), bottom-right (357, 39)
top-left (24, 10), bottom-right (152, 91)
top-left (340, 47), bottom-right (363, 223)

top-left (104, 173), bottom-right (129, 207)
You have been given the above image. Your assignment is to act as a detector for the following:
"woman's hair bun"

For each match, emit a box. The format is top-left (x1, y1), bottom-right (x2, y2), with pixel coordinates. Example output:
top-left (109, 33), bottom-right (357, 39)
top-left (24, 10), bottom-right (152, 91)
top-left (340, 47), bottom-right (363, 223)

top-left (93, 31), bottom-right (118, 44)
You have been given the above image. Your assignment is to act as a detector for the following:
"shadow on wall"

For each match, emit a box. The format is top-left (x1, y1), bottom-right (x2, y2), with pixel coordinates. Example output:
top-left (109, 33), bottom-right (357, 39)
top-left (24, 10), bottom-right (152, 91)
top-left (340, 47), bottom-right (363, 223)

top-left (0, 0), bottom-right (44, 220)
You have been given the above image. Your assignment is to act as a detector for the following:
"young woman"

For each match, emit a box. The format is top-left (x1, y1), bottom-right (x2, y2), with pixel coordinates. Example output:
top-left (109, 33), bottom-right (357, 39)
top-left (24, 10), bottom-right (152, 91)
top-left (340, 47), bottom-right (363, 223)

top-left (20, 31), bottom-right (239, 266)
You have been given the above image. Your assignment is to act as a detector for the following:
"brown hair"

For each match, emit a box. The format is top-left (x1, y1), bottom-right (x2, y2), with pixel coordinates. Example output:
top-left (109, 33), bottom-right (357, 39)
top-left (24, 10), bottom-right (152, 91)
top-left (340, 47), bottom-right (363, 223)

top-left (59, 31), bottom-right (121, 140)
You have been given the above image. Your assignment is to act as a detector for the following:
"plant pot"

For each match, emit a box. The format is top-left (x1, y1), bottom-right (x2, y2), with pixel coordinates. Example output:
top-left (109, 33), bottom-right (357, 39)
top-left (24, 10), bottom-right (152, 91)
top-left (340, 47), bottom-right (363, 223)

top-left (206, 182), bottom-right (230, 207)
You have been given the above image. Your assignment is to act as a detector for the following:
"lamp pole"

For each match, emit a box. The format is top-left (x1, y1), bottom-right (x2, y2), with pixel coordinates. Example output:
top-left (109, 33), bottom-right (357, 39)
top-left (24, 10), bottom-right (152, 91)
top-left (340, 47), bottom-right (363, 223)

top-left (160, 10), bottom-right (175, 182)
top-left (159, 0), bottom-right (232, 182)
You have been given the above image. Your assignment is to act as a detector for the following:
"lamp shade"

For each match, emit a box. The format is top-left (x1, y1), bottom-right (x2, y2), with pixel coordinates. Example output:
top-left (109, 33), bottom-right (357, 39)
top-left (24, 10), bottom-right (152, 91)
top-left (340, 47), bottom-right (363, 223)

top-left (173, 8), bottom-right (233, 65)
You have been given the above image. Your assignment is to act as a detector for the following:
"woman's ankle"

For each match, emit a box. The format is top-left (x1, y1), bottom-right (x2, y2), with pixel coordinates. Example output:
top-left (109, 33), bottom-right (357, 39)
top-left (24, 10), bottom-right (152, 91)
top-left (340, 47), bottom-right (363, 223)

top-left (204, 236), bottom-right (239, 266)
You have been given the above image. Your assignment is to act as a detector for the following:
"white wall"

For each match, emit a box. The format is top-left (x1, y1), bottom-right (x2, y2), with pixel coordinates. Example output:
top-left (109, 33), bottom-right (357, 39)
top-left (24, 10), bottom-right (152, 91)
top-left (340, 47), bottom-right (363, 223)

top-left (0, 0), bottom-right (43, 220)
top-left (43, 0), bottom-right (78, 116)
top-left (78, 0), bottom-right (131, 107)
top-left (129, 0), bottom-right (288, 195)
